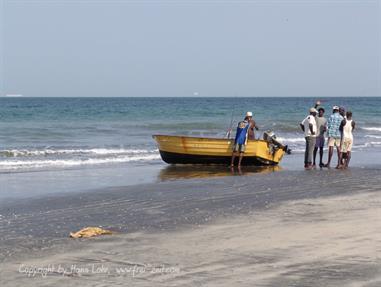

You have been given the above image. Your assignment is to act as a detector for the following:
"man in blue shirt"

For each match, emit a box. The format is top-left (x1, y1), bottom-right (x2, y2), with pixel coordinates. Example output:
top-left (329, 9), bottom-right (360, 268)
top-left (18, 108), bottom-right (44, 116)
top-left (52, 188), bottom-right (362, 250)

top-left (325, 106), bottom-right (344, 168)
top-left (230, 112), bottom-right (256, 168)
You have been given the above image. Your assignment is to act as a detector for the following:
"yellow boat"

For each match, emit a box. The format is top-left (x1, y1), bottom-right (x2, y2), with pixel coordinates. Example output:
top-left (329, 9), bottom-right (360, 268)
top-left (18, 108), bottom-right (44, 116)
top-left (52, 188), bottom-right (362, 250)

top-left (152, 134), bottom-right (287, 166)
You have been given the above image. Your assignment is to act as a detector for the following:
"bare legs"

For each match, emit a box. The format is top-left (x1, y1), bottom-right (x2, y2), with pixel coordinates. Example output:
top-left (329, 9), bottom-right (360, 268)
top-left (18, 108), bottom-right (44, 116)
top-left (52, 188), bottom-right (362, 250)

top-left (326, 146), bottom-right (333, 167)
top-left (339, 151), bottom-right (351, 169)
top-left (345, 151), bottom-right (351, 168)
top-left (230, 152), bottom-right (244, 167)
top-left (230, 153), bottom-right (236, 167)
top-left (336, 146), bottom-right (343, 169)
top-left (238, 153), bottom-right (244, 167)
top-left (325, 145), bottom-right (341, 168)
top-left (313, 147), bottom-right (324, 167)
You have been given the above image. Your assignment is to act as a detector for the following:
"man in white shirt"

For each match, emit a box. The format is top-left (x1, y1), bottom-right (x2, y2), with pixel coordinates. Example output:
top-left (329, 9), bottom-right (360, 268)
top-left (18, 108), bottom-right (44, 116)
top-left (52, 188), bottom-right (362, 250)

top-left (300, 108), bottom-right (317, 169)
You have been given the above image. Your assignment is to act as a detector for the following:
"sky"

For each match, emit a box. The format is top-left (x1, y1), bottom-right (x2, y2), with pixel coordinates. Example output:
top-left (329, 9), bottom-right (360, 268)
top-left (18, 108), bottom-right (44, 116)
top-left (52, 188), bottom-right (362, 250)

top-left (0, 0), bottom-right (380, 97)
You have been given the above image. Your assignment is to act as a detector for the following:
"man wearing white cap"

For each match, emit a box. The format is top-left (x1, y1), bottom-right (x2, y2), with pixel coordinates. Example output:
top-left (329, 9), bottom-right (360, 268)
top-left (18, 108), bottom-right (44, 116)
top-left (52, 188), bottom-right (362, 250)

top-left (325, 106), bottom-right (344, 168)
top-left (230, 111), bottom-right (257, 167)
top-left (300, 108), bottom-right (317, 169)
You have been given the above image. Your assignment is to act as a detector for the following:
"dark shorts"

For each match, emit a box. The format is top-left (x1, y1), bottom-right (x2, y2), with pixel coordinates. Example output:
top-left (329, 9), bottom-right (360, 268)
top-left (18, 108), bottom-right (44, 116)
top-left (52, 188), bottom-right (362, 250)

top-left (233, 143), bottom-right (246, 153)
top-left (315, 136), bottom-right (325, 148)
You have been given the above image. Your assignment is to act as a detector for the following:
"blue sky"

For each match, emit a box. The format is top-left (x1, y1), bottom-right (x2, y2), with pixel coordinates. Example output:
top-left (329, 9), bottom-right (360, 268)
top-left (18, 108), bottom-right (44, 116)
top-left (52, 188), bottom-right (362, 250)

top-left (1, 0), bottom-right (380, 97)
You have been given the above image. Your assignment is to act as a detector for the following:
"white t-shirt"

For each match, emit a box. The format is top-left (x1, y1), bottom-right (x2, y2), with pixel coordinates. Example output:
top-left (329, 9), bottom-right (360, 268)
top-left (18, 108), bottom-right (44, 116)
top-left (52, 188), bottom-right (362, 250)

top-left (301, 115), bottom-right (317, 137)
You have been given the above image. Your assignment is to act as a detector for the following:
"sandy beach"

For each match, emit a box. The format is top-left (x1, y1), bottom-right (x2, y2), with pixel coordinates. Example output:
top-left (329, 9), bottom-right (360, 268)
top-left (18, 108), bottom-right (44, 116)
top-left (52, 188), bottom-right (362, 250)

top-left (2, 0), bottom-right (380, 285)
top-left (1, 167), bottom-right (381, 286)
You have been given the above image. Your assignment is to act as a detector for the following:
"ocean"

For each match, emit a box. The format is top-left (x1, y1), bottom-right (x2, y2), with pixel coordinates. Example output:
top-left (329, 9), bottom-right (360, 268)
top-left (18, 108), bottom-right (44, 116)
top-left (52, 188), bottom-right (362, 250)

top-left (0, 97), bottom-right (380, 173)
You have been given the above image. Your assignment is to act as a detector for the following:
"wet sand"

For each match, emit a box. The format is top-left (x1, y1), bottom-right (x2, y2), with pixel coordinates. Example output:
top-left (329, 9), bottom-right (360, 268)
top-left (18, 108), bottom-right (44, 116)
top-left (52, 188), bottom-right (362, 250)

top-left (1, 168), bottom-right (381, 286)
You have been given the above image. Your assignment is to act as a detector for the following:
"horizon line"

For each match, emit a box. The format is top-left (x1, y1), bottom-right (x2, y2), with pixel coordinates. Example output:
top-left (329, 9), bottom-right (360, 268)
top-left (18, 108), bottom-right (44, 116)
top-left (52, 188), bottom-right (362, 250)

top-left (1, 95), bottom-right (380, 98)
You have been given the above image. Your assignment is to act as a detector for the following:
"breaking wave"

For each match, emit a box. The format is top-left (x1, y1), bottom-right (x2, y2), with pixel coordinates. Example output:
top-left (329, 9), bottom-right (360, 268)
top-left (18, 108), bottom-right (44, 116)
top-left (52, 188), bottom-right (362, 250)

top-left (362, 127), bottom-right (381, 132)
top-left (0, 148), bottom-right (157, 158)
top-left (0, 147), bottom-right (161, 171)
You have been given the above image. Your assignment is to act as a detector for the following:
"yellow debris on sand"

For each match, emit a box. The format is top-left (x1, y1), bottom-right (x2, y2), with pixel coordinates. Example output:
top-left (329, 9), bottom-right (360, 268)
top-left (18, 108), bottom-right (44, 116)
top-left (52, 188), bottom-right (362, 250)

top-left (70, 227), bottom-right (113, 238)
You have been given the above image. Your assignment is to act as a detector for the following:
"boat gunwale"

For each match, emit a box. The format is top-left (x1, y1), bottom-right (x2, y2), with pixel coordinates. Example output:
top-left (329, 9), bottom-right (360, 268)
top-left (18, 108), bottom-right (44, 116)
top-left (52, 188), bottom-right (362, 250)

top-left (152, 134), bottom-right (270, 144)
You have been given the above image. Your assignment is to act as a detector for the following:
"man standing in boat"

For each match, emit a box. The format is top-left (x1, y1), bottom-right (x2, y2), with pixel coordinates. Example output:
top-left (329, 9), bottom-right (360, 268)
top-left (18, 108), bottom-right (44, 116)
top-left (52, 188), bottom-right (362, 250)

top-left (230, 112), bottom-right (257, 167)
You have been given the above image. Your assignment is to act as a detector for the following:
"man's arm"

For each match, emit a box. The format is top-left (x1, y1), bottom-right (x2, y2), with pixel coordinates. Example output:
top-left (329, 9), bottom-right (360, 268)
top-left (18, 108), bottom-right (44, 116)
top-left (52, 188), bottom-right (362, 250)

top-left (339, 119), bottom-right (346, 132)
top-left (252, 120), bottom-right (259, 131)
top-left (300, 123), bottom-right (305, 132)
top-left (352, 121), bottom-right (355, 131)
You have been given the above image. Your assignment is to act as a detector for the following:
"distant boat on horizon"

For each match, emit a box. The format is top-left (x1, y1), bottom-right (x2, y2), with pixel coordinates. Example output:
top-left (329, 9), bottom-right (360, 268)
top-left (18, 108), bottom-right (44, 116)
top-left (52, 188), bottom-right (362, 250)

top-left (4, 94), bottom-right (24, 97)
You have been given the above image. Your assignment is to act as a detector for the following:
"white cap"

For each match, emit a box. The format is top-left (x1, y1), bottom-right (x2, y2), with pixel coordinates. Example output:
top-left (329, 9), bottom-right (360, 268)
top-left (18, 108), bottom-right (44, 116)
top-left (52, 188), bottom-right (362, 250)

top-left (246, 111), bottom-right (253, 117)
top-left (309, 108), bottom-right (318, 113)
top-left (333, 105), bottom-right (339, 110)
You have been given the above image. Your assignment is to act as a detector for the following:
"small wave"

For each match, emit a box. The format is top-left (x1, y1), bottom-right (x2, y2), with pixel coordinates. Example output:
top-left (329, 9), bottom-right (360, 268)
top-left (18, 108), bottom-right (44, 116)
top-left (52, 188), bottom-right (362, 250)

top-left (349, 142), bottom-right (381, 150)
top-left (362, 127), bottom-right (381, 132)
top-left (364, 135), bottom-right (381, 139)
top-left (365, 142), bottom-right (381, 146)
top-left (292, 142), bottom-right (381, 153)
top-left (277, 137), bottom-right (305, 143)
top-left (0, 154), bottom-right (161, 171)
top-left (0, 148), bottom-right (158, 158)
top-left (289, 148), bottom-right (305, 153)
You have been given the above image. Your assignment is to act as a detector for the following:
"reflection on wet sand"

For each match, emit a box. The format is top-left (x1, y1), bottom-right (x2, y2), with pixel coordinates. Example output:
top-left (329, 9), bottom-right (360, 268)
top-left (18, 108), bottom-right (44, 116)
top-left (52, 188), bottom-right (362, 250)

top-left (158, 165), bottom-right (281, 181)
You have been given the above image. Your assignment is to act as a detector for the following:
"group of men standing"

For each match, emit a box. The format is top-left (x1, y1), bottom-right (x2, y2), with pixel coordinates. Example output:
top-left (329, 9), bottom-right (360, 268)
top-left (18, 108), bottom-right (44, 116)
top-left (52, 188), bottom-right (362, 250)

top-left (301, 101), bottom-right (355, 169)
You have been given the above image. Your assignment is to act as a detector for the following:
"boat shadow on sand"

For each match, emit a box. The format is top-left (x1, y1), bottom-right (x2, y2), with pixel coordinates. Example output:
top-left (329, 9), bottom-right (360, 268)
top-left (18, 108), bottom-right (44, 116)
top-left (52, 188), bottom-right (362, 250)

top-left (158, 165), bottom-right (281, 181)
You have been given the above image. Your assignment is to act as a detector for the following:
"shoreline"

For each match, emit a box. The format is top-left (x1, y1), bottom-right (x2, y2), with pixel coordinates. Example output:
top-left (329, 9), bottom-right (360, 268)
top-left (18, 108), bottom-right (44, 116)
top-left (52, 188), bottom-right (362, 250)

top-left (1, 149), bottom-right (380, 202)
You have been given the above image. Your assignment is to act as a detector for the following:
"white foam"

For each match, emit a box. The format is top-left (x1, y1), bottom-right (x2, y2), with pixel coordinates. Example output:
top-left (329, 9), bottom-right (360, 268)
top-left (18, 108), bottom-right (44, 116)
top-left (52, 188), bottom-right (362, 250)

top-left (365, 142), bottom-right (381, 146)
top-left (0, 154), bottom-right (161, 171)
top-left (277, 137), bottom-right (305, 143)
top-left (362, 127), bottom-right (381, 132)
top-left (289, 148), bottom-right (305, 153)
top-left (0, 148), bottom-right (158, 157)
top-left (352, 142), bottom-right (381, 150)
top-left (364, 135), bottom-right (381, 139)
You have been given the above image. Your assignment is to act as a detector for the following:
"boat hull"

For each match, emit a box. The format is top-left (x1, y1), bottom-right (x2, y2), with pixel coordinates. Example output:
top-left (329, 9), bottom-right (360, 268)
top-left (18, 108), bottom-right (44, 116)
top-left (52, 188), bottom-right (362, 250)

top-left (159, 150), bottom-right (278, 165)
top-left (153, 135), bottom-right (285, 166)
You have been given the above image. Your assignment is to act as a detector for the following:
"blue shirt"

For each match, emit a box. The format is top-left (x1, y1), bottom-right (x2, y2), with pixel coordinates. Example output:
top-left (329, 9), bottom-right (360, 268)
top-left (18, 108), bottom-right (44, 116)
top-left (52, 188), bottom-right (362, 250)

top-left (327, 112), bottom-right (344, 138)
top-left (234, 120), bottom-right (250, 145)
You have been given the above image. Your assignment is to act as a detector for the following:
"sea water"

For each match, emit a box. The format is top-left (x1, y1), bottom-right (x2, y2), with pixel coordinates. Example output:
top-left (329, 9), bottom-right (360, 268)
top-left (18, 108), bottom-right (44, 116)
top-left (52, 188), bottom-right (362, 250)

top-left (0, 97), bottom-right (380, 173)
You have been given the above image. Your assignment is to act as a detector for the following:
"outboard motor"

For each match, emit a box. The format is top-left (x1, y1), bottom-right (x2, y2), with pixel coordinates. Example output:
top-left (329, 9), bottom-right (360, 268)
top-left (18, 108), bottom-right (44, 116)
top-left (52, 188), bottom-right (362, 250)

top-left (263, 131), bottom-right (292, 154)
